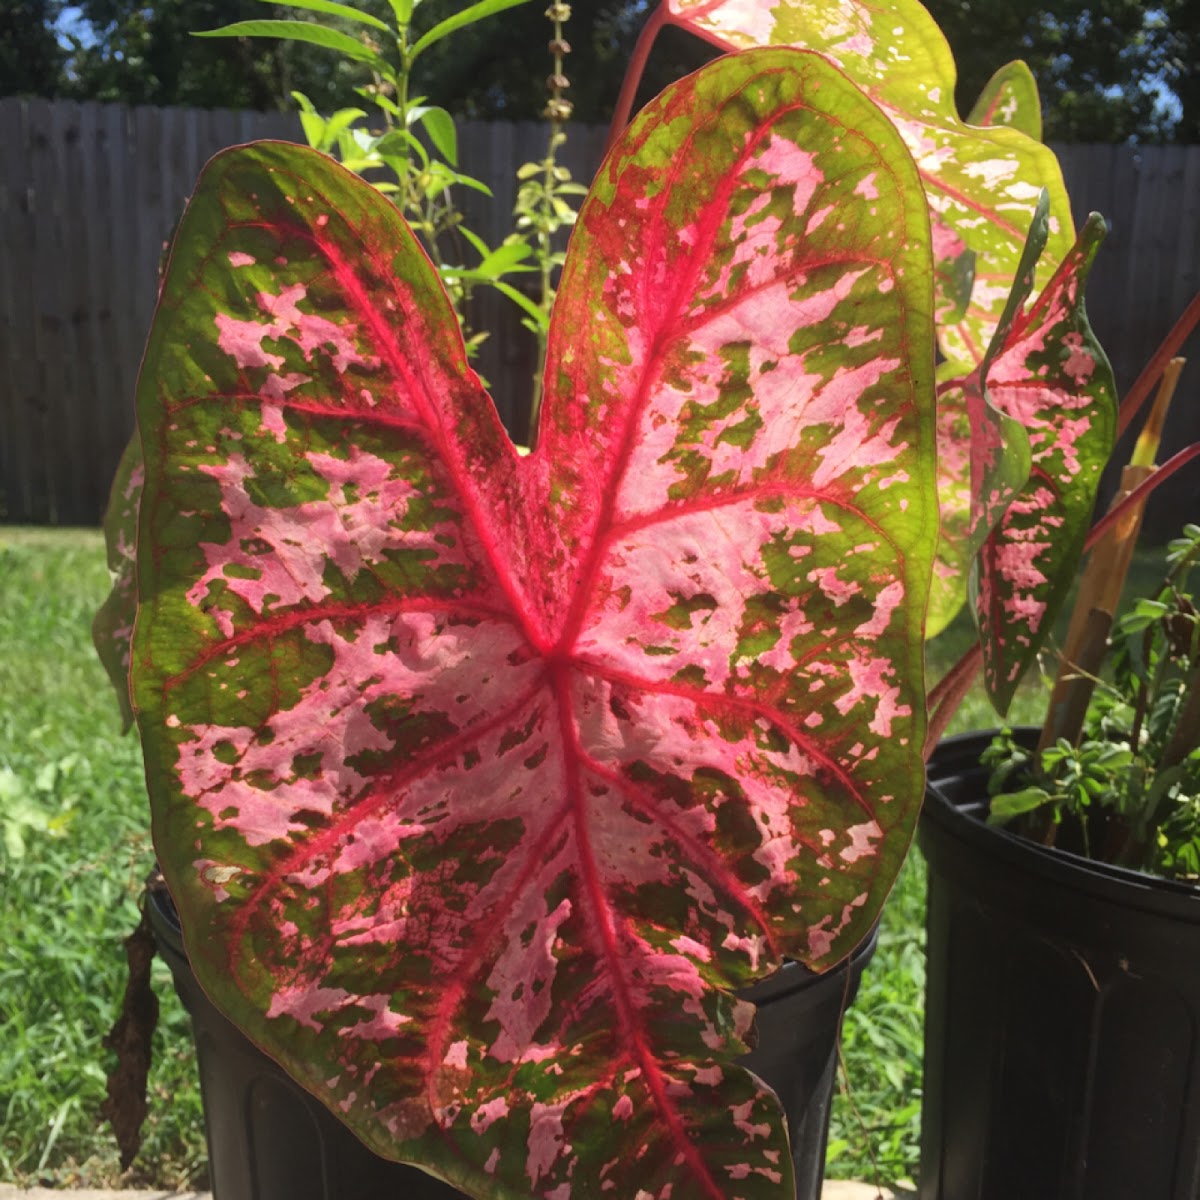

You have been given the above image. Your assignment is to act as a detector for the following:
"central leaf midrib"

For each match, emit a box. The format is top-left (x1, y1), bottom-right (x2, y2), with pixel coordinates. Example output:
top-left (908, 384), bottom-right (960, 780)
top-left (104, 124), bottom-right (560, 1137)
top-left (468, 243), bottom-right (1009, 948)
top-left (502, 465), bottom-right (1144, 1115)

top-left (554, 84), bottom-right (817, 657)
top-left (553, 662), bottom-right (729, 1200)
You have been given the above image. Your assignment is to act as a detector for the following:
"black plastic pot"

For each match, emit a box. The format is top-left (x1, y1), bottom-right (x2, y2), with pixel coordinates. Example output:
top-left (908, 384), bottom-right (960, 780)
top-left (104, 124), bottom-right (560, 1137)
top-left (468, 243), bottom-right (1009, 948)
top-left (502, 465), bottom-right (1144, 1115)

top-left (919, 730), bottom-right (1200, 1200)
top-left (148, 881), bottom-right (876, 1200)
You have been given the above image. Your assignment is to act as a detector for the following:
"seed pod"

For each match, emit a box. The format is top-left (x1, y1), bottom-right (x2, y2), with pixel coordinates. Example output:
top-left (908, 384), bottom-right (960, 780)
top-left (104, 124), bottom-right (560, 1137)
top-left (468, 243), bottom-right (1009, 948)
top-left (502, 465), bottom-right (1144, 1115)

top-left (549, 38), bottom-right (571, 55)
top-left (547, 73), bottom-right (570, 91)
top-left (542, 98), bottom-right (573, 121)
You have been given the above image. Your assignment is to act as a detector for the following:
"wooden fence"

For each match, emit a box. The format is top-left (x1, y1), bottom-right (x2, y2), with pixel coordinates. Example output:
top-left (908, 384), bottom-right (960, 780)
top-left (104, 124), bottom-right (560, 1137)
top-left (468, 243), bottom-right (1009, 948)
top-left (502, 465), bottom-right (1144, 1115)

top-left (1, 96), bottom-right (1197, 535)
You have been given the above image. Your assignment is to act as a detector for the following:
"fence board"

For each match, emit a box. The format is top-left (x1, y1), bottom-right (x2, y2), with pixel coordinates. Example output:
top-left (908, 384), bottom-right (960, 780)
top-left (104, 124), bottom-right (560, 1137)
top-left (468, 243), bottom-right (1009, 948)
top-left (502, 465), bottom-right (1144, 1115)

top-left (0, 102), bottom-right (32, 520)
top-left (0, 97), bottom-right (1196, 536)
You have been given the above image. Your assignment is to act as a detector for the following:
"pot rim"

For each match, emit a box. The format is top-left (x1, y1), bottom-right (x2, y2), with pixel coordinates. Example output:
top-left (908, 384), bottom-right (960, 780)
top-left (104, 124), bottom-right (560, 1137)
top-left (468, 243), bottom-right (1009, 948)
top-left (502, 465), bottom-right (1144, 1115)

top-left (923, 728), bottom-right (1200, 918)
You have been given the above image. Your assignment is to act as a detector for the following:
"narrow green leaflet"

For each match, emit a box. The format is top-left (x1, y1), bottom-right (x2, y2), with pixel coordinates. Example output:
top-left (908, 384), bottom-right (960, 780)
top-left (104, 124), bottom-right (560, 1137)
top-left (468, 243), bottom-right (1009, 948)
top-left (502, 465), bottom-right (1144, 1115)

top-left (974, 213), bottom-right (1117, 711)
top-left (194, 20), bottom-right (389, 68)
top-left (292, 93), bottom-right (370, 155)
top-left (409, 0), bottom-right (536, 59)
top-left (409, 105), bottom-right (458, 165)
top-left (664, 0), bottom-right (1075, 368)
top-left (267, 0), bottom-right (393, 33)
top-left (132, 48), bottom-right (935, 1200)
top-left (967, 60), bottom-right (1043, 140)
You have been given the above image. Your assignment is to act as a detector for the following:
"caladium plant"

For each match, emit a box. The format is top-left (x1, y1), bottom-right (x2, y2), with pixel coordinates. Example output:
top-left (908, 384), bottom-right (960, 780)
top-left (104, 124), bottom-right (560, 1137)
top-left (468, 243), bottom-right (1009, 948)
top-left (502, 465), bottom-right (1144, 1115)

top-left (615, 0), bottom-right (1127, 698)
top-left (123, 44), bottom-right (937, 1200)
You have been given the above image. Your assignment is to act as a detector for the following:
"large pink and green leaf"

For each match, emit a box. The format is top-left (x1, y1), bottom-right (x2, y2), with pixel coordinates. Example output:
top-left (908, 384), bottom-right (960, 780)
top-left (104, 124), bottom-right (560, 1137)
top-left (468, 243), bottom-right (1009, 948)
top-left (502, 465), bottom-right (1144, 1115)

top-left (133, 48), bottom-right (935, 1199)
top-left (662, 0), bottom-right (1074, 368)
top-left (973, 212), bottom-right (1116, 711)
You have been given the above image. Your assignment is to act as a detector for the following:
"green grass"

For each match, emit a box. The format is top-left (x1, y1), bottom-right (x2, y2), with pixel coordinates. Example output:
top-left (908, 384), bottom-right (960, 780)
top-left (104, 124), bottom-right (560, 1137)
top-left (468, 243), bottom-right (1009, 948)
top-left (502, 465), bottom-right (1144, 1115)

top-left (1, 526), bottom-right (1176, 1191)
top-left (0, 528), bottom-right (206, 1189)
top-left (824, 612), bottom-right (1051, 1189)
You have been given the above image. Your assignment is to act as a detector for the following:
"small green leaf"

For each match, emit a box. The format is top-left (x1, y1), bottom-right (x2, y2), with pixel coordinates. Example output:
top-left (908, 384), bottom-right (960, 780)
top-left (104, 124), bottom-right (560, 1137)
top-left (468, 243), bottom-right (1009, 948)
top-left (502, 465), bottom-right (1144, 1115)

top-left (492, 280), bottom-right (548, 328)
top-left (988, 787), bottom-right (1052, 824)
top-left (409, 0), bottom-right (534, 59)
top-left (457, 226), bottom-right (491, 258)
top-left (376, 127), bottom-right (429, 165)
top-left (475, 236), bottom-right (534, 277)
top-left (386, 0), bottom-right (413, 25)
top-left (318, 107), bottom-right (369, 153)
top-left (408, 105), bottom-right (457, 165)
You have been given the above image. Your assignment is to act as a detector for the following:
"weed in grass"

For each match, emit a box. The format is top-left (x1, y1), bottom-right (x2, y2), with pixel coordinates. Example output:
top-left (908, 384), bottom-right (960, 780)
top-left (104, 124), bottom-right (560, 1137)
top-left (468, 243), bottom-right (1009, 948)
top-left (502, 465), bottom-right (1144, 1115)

top-left (0, 529), bottom-right (207, 1189)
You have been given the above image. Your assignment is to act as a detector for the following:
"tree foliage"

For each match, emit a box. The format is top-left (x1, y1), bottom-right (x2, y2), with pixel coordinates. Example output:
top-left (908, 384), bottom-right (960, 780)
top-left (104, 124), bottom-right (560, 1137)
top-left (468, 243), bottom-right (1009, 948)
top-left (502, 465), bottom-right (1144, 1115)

top-left (1, 0), bottom-right (1196, 139)
top-left (63, 0), bottom-right (375, 110)
top-left (408, 0), bottom-right (715, 121)
top-left (924, 0), bottom-right (1198, 143)
top-left (0, 0), bottom-right (70, 97)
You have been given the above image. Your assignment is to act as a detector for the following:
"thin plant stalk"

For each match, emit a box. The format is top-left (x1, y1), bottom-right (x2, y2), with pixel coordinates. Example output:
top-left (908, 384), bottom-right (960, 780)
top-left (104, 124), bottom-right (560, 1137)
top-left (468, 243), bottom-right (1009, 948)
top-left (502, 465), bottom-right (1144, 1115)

top-left (527, 2), bottom-right (574, 445)
top-left (1117, 291), bottom-right (1200, 439)
top-left (605, 3), bottom-right (668, 152)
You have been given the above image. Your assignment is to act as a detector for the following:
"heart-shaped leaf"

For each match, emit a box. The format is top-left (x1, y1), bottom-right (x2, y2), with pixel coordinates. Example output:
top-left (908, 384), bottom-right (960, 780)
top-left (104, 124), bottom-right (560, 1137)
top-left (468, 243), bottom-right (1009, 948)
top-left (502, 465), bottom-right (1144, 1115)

top-left (663, 0), bottom-right (1074, 368)
top-left (973, 212), bottom-right (1117, 711)
top-left (133, 48), bottom-right (935, 1199)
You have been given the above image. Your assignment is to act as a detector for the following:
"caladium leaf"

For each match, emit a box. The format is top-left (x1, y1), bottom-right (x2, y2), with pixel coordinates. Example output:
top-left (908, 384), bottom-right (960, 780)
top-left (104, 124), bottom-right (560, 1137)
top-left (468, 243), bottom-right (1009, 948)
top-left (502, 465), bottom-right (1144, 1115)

top-left (924, 192), bottom-right (1053, 638)
top-left (967, 60), bottom-right (1043, 140)
top-left (926, 361), bottom-right (1029, 639)
top-left (133, 48), bottom-right (935, 1200)
top-left (93, 430), bottom-right (144, 732)
top-left (973, 211), bottom-right (1116, 712)
top-left (662, 0), bottom-right (1074, 368)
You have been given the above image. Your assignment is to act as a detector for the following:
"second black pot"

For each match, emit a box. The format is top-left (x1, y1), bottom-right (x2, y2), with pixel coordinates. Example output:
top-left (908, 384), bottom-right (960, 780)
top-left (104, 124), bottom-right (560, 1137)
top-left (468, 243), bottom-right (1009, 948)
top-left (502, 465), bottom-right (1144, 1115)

top-left (920, 730), bottom-right (1200, 1200)
top-left (148, 881), bottom-right (876, 1200)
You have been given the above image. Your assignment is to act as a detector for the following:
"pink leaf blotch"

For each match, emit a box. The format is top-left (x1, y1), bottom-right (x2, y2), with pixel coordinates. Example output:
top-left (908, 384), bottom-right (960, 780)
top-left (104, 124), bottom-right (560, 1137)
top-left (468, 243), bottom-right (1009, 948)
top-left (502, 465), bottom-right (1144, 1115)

top-left (133, 49), bottom-right (936, 1200)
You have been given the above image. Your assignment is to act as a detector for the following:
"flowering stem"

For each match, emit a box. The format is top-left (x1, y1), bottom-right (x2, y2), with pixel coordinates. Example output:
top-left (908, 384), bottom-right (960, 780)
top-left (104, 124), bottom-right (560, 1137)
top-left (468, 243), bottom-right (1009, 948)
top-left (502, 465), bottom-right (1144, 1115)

top-left (526, 2), bottom-right (575, 448)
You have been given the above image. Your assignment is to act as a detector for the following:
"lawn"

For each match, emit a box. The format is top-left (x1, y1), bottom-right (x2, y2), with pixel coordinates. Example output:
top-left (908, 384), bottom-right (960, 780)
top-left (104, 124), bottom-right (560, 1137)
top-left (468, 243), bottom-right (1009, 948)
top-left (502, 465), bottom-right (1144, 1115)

top-left (0, 528), bottom-right (206, 1189)
top-left (0, 524), bottom-right (1141, 1191)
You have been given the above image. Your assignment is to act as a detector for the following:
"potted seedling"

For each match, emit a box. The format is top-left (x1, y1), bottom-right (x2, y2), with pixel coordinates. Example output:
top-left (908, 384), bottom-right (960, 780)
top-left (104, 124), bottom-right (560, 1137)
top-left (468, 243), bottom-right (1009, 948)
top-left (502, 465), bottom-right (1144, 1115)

top-left (96, 4), bottom-right (946, 1195)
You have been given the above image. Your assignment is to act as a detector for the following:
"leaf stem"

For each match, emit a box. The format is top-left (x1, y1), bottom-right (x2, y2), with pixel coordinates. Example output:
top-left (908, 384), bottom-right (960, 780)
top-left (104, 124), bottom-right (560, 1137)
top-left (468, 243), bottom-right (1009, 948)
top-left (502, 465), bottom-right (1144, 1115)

top-left (1117, 291), bottom-right (1200, 439)
top-left (605, 3), bottom-right (668, 153)
top-left (1085, 442), bottom-right (1200, 550)
top-left (924, 643), bottom-right (982, 758)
